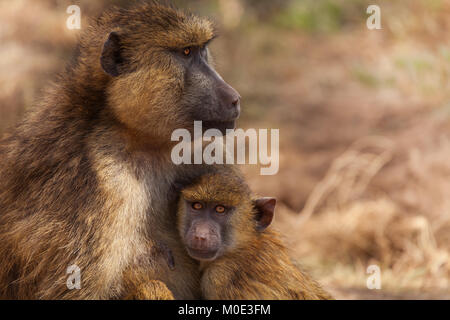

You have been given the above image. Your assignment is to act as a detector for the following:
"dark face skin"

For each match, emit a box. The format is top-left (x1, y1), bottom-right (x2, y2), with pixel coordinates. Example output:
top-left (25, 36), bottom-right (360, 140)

top-left (101, 32), bottom-right (241, 135)
top-left (181, 200), bottom-right (234, 261)
top-left (175, 45), bottom-right (241, 133)
top-left (180, 197), bottom-right (276, 262)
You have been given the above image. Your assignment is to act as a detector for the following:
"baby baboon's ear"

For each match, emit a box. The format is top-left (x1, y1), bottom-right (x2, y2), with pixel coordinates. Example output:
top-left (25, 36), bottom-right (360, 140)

top-left (101, 32), bottom-right (125, 77)
top-left (253, 197), bottom-right (276, 232)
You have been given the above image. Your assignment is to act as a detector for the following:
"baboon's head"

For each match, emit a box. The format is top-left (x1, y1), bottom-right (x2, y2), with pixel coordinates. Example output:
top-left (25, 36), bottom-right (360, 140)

top-left (91, 2), bottom-right (240, 142)
top-left (177, 169), bottom-right (276, 261)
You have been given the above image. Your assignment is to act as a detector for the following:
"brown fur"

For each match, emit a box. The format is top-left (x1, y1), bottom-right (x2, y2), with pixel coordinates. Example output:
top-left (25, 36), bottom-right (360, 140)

top-left (178, 170), bottom-right (334, 300)
top-left (0, 2), bottom-right (228, 299)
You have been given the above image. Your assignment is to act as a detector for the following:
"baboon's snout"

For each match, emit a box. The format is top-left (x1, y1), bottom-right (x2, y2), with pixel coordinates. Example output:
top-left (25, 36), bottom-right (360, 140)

top-left (217, 81), bottom-right (241, 120)
top-left (186, 222), bottom-right (221, 261)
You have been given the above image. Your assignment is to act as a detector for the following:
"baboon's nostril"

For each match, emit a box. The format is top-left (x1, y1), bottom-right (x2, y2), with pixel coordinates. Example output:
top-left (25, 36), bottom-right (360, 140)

top-left (219, 83), bottom-right (240, 110)
top-left (195, 235), bottom-right (206, 241)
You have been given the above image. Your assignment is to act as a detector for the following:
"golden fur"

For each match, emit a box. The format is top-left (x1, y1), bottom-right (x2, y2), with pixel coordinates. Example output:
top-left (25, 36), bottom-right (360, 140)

top-left (179, 170), bottom-right (333, 300)
top-left (0, 2), bottom-right (218, 299)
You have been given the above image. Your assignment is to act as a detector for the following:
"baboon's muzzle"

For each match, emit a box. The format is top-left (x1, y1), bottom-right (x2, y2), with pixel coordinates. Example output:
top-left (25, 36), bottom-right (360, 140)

top-left (199, 61), bottom-right (241, 131)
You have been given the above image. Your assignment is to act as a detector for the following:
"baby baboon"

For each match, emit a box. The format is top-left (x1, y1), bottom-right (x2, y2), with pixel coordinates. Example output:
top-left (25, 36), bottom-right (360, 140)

top-left (177, 168), bottom-right (333, 300)
top-left (0, 2), bottom-right (240, 299)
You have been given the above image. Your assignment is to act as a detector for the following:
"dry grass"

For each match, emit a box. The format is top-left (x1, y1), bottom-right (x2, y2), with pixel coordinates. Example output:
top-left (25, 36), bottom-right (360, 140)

top-left (273, 140), bottom-right (450, 298)
top-left (0, 0), bottom-right (449, 299)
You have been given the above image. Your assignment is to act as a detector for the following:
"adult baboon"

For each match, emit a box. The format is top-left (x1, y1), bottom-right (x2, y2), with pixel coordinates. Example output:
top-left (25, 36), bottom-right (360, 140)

top-left (0, 2), bottom-right (239, 299)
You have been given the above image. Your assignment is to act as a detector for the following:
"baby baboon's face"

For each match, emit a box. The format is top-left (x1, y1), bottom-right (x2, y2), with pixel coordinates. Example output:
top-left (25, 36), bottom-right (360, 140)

top-left (179, 196), bottom-right (277, 262)
top-left (180, 199), bottom-right (234, 261)
top-left (177, 171), bottom-right (277, 262)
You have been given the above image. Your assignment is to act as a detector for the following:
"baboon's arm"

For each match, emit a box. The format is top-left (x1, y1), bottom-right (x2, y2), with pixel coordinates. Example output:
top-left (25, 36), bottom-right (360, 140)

top-left (124, 279), bottom-right (174, 300)
top-left (122, 266), bottom-right (175, 300)
top-left (121, 242), bottom-right (176, 300)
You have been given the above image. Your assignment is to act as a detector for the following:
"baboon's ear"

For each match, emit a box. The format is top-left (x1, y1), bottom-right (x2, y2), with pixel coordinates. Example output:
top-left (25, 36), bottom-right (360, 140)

top-left (101, 32), bottom-right (124, 77)
top-left (253, 197), bottom-right (276, 232)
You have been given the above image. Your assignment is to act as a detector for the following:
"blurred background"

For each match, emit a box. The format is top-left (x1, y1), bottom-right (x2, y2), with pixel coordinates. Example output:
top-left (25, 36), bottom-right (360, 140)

top-left (1, 0), bottom-right (449, 299)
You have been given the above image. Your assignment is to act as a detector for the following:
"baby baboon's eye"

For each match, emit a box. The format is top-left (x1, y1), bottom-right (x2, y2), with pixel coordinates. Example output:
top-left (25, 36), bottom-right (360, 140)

top-left (215, 205), bottom-right (226, 214)
top-left (192, 202), bottom-right (203, 210)
top-left (183, 47), bottom-right (192, 57)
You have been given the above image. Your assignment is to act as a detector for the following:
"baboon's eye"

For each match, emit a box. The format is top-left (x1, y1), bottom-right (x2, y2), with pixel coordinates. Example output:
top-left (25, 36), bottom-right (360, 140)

top-left (192, 202), bottom-right (203, 210)
top-left (183, 47), bottom-right (192, 57)
top-left (215, 205), bottom-right (226, 214)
